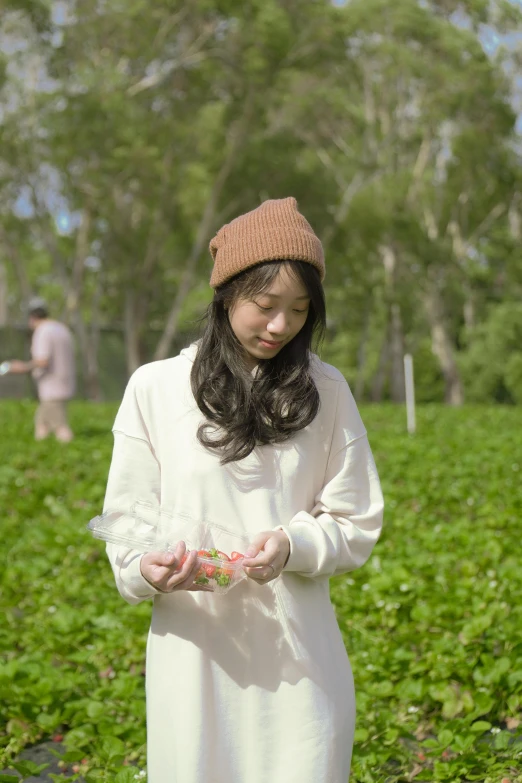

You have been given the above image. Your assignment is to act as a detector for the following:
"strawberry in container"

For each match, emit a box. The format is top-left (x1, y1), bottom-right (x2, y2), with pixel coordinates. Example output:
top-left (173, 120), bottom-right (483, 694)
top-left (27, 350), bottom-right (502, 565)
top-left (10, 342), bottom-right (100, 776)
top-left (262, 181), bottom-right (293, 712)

top-left (193, 548), bottom-right (246, 594)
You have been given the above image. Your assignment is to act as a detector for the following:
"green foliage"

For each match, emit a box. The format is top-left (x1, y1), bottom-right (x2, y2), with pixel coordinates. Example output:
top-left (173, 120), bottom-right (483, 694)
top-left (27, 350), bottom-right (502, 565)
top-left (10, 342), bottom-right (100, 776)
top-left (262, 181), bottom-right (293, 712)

top-left (332, 403), bottom-right (522, 782)
top-left (2, 0), bottom-right (522, 402)
top-left (459, 303), bottom-right (522, 403)
top-left (405, 339), bottom-right (446, 404)
top-left (4, 1), bottom-right (51, 33)
top-left (1, 401), bottom-right (521, 781)
top-left (0, 402), bottom-right (149, 780)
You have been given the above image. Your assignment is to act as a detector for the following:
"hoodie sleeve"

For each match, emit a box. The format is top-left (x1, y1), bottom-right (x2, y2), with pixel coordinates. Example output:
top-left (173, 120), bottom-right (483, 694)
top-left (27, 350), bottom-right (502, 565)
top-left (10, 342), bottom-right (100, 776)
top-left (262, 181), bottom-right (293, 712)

top-left (278, 375), bottom-right (384, 578)
top-left (103, 368), bottom-right (162, 604)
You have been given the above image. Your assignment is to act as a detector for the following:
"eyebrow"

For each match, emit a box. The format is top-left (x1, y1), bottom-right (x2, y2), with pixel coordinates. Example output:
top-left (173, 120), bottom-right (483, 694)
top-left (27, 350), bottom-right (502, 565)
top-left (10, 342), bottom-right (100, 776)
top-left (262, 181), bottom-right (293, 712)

top-left (260, 293), bottom-right (310, 300)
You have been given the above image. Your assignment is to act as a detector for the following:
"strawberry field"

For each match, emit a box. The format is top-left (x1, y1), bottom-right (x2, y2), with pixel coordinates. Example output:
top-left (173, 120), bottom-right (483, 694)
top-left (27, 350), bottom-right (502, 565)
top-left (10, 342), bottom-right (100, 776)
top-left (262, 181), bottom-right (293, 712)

top-left (1, 400), bottom-right (521, 782)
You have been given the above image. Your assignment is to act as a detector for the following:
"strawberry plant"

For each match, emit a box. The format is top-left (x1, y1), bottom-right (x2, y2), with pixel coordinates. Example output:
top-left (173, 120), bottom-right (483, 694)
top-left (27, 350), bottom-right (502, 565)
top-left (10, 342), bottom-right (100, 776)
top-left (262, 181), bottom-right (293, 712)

top-left (0, 400), bottom-right (521, 782)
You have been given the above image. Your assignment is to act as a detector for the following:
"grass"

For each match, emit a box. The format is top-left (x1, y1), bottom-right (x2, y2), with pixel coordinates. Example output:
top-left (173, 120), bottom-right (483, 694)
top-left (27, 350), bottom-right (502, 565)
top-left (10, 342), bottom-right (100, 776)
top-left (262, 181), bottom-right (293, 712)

top-left (0, 400), bottom-right (521, 782)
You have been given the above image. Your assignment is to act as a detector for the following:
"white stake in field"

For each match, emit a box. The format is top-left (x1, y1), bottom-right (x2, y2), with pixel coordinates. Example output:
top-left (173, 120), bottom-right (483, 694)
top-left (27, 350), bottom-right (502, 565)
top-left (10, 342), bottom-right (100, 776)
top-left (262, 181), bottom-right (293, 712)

top-left (404, 353), bottom-right (416, 434)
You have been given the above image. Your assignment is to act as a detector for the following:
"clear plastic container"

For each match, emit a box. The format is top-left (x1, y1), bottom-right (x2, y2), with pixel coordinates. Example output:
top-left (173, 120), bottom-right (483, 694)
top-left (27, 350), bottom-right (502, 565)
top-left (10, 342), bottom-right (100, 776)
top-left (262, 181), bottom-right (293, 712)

top-left (87, 508), bottom-right (160, 550)
top-left (87, 503), bottom-right (203, 552)
top-left (87, 501), bottom-right (249, 595)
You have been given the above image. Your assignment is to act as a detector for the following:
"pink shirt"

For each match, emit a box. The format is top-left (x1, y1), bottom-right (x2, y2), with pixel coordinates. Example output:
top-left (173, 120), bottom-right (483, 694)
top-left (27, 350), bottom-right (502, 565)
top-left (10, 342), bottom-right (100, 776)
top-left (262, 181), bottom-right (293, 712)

top-left (31, 320), bottom-right (76, 401)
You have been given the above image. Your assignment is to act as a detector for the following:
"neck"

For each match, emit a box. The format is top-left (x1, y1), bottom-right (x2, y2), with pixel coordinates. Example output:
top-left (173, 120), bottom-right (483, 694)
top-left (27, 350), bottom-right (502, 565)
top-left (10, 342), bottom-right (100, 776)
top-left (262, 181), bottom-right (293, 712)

top-left (243, 354), bottom-right (258, 373)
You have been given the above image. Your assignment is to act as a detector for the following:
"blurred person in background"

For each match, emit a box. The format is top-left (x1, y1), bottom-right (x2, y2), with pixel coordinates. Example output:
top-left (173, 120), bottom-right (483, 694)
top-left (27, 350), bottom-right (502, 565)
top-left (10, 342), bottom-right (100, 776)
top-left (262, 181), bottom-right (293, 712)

top-left (1, 297), bottom-right (76, 442)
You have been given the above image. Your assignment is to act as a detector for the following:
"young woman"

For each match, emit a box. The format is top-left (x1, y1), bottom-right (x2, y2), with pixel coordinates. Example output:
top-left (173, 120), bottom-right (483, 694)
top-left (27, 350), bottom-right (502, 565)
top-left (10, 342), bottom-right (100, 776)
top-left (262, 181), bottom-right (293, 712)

top-left (103, 197), bottom-right (384, 783)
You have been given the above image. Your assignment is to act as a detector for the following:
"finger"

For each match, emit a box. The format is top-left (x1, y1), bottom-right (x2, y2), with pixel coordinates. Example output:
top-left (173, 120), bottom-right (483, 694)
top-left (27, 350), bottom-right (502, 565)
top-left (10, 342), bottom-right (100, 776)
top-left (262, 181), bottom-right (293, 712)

top-left (151, 541), bottom-right (186, 571)
top-left (242, 550), bottom-right (272, 567)
top-left (244, 564), bottom-right (278, 581)
top-left (243, 562), bottom-right (272, 574)
top-left (183, 550), bottom-right (205, 586)
top-left (242, 549), bottom-right (277, 568)
top-left (242, 555), bottom-right (273, 568)
top-left (169, 541), bottom-right (189, 571)
top-left (149, 545), bottom-right (185, 586)
top-left (142, 548), bottom-right (176, 570)
top-left (166, 549), bottom-right (199, 590)
top-left (243, 538), bottom-right (279, 568)
top-left (244, 531), bottom-right (272, 559)
top-left (162, 549), bottom-right (194, 591)
top-left (161, 541), bottom-right (185, 568)
top-left (141, 550), bottom-right (179, 588)
top-left (168, 548), bottom-right (207, 591)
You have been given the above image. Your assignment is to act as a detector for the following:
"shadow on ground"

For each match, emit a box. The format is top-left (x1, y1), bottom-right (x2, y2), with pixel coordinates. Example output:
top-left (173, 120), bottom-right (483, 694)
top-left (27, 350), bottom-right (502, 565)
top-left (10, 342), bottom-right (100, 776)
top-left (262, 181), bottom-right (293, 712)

top-left (0, 741), bottom-right (85, 782)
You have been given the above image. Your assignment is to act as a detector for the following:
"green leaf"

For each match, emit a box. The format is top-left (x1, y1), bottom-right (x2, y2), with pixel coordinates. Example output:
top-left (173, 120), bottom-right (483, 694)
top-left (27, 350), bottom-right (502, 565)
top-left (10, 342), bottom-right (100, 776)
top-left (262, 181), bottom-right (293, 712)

top-left (354, 727), bottom-right (369, 743)
top-left (493, 730), bottom-right (511, 750)
top-left (86, 700), bottom-right (106, 719)
top-left (383, 728), bottom-right (399, 745)
top-left (35, 710), bottom-right (60, 730)
top-left (3, 396), bottom-right (522, 783)
top-left (451, 733), bottom-right (475, 753)
top-left (61, 750), bottom-right (86, 762)
top-left (114, 770), bottom-right (140, 783)
top-left (470, 720), bottom-right (492, 732)
top-left (437, 728), bottom-right (453, 747)
top-left (101, 735), bottom-right (126, 759)
top-left (12, 760), bottom-right (49, 775)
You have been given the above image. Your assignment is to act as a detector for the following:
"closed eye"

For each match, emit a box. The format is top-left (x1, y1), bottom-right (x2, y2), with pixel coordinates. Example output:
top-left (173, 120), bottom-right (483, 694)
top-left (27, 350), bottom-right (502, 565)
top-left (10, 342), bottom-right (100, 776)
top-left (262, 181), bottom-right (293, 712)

top-left (254, 303), bottom-right (309, 314)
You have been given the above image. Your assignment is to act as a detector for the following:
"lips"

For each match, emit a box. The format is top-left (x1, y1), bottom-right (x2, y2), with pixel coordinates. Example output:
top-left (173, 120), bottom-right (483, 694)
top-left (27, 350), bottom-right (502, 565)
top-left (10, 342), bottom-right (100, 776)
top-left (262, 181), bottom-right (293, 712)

top-left (258, 338), bottom-right (283, 348)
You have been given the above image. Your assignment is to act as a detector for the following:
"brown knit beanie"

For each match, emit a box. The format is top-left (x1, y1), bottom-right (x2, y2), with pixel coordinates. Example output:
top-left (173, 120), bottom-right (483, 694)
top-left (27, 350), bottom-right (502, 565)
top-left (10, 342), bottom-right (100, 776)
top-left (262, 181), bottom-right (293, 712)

top-left (209, 197), bottom-right (325, 288)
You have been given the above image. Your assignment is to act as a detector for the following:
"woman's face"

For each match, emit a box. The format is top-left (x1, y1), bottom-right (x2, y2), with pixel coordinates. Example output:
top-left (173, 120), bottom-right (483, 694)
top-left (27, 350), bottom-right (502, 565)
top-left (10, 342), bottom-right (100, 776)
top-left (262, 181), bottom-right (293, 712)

top-left (228, 265), bottom-right (310, 370)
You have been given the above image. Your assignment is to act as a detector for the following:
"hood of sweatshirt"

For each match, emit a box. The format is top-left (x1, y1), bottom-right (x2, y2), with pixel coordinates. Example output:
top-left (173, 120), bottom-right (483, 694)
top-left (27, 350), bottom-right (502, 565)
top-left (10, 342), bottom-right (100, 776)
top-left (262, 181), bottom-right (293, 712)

top-left (179, 342), bottom-right (199, 363)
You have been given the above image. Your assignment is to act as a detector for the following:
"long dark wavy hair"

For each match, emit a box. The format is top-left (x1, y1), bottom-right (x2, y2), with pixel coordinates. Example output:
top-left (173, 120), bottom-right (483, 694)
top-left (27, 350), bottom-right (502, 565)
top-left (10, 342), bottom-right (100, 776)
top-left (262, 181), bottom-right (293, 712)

top-left (190, 260), bottom-right (326, 464)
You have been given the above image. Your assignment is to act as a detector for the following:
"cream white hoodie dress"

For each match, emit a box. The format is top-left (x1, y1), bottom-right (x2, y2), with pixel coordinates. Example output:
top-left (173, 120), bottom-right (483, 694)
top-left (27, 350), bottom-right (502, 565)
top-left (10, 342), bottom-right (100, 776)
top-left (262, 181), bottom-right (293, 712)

top-left (103, 344), bottom-right (384, 783)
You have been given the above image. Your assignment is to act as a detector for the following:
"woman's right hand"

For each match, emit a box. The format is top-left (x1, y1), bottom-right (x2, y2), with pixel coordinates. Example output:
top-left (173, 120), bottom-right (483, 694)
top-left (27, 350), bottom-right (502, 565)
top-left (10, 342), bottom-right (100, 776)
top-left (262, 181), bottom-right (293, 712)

top-left (140, 541), bottom-right (213, 593)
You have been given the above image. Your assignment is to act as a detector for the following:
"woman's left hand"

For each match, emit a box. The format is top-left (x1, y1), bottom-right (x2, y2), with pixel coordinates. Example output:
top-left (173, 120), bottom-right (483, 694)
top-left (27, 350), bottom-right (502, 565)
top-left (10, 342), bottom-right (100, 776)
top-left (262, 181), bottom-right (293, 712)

top-left (242, 530), bottom-right (290, 584)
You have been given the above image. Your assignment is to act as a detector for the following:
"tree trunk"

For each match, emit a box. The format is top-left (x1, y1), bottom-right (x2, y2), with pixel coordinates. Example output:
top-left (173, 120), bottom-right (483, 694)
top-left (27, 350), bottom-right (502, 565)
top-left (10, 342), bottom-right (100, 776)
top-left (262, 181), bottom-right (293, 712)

top-left (125, 288), bottom-right (142, 376)
top-left (84, 267), bottom-right (103, 401)
top-left (67, 307), bottom-right (101, 401)
top-left (390, 302), bottom-right (405, 402)
top-left (370, 330), bottom-right (389, 402)
top-left (463, 285), bottom-right (475, 331)
top-left (0, 261), bottom-right (7, 326)
top-left (354, 304), bottom-right (371, 401)
top-left (154, 99), bottom-right (253, 361)
top-left (378, 243), bottom-right (405, 402)
top-left (424, 284), bottom-right (464, 405)
top-left (153, 186), bottom-right (228, 362)
top-left (82, 326), bottom-right (102, 400)
top-left (65, 208), bottom-right (102, 399)
top-left (1, 231), bottom-right (32, 305)
top-left (66, 207), bottom-right (91, 318)
top-left (84, 341), bottom-right (101, 400)
top-left (129, 153), bottom-right (175, 344)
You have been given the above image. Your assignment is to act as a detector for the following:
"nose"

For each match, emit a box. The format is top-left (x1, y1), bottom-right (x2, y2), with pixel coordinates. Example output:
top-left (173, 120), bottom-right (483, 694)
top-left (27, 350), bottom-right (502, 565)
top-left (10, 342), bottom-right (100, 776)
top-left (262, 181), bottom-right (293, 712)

top-left (267, 310), bottom-right (290, 336)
